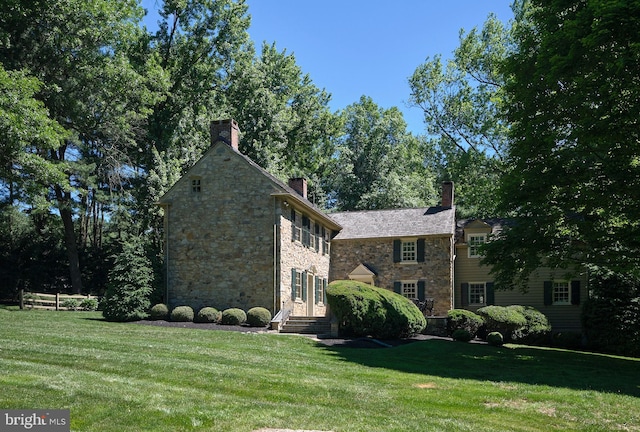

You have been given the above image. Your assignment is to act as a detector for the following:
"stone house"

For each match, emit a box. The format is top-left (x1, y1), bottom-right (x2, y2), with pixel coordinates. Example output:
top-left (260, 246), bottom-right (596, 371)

top-left (159, 119), bottom-right (587, 333)
top-left (454, 219), bottom-right (589, 332)
top-left (157, 119), bottom-right (341, 318)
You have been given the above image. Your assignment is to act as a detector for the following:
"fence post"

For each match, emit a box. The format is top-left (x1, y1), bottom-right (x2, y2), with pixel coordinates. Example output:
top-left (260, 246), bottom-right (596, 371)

top-left (56, 293), bottom-right (60, 311)
top-left (19, 289), bottom-right (24, 310)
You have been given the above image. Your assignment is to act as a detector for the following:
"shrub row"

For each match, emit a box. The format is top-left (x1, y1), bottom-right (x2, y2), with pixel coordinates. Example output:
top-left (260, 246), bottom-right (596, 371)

top-left (447, 305), bottom-right (551, 345)
top-left (148, 304), bottom-right (272, 328)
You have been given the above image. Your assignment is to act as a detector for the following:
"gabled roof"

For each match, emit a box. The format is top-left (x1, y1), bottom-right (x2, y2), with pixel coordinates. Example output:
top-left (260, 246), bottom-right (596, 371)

top-left (157, 141), bottom-right (342, 231)
top-left (455, 218), bottom-right (505, 244)
top-left (330, 206), bottom-right (456, 240)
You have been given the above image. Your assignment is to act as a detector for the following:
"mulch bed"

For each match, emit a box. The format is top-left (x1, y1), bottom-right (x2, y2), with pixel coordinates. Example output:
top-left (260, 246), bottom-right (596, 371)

top-left (134, 319), bottom-right (457, 348)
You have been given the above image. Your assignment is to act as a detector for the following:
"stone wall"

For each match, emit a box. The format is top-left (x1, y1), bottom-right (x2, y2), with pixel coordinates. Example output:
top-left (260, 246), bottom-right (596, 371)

top-left (163, 143), bottom-right (279, 313)
top-left (329, 236), bottom-right (454, 315)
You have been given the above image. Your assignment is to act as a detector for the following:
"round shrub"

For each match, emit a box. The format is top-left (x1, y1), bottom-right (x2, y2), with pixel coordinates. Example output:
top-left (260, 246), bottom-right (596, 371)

top-left (149, 303), bottom-right (169, 320)
top-left (509, 305), bottom-right (552, 344)
top-left (452, 328), bottom-right (472, 342)
top-left (246, 307), bottom-right (272, 327)
top-left (447, 309), bottom-right (484, 337)
top-left (477, 305), bottom-right (527, 342)
top-left (326, 280), bottom-right (426, 339)
top-left (487, 331), bottom-right (504, 346)
top-left (61, 298), bottom-right (79, 311)
top-left (171, 306), bottom-right (194, 322)
top-left (194, 307), bottom-right (221, 323)
top-left (80, 298), bottom-right (99, 311)
top-left (221, 308), bottom-right (247, 325)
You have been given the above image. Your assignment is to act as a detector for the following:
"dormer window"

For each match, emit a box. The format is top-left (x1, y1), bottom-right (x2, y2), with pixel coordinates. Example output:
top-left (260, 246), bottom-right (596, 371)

top-left (467, 234), bottom-right (486, 258)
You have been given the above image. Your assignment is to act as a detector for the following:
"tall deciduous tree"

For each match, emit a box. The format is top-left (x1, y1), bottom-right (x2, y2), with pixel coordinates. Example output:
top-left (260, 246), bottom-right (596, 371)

top-left (483, 0), bottom-right (640, 287)
top-left (409, 14), bottom-right (512, 217)
top-left (328, 96), bottom-right (436, 211)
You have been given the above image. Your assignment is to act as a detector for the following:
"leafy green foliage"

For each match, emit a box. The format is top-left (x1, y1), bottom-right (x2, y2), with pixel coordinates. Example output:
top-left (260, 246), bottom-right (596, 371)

top-left (485, 0), bottom-right (640, 285)
top-left (61, 298), bottom-right (80, 311)
top-left (447, 309), bottom-right (484, 337)
top-left (582, 272), bottom-right (640, 357)
top-left (476, 305), bottom-right (527, 342)
top-left (171, 306), bottom-right (195, 323)
top-left (509, 305), bottom-right (552, 344)
top-left (452, 329), bottom-right (472, 342)
top-left (221, 308), bottom-right (247, 325)
top-left (194, 307), bottom-right (221, 324)
top-left (326, 280), bottom-right (426, 339)
top-left (149, 304), bottom-right (170, 321)
top-left (487, 332), bottom-right (504, 346)
top-left (79, 298), bottom-right (99, 311)
top-left (101, 237), bottom-right (154, 322)
top-left (246, 307), bottom-right (272, 327)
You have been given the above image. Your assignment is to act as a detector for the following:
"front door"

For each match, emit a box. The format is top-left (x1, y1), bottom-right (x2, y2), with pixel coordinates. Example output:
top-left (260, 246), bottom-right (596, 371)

top-left (307, 273), bottom-right (315, 316)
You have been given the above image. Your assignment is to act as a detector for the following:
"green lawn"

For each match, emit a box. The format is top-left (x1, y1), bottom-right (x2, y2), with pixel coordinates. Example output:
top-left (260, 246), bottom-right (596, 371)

top-left (0, 307), bottom-right (638, 431)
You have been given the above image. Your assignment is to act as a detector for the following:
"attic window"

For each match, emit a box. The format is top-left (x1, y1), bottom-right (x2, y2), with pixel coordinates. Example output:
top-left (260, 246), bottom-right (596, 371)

top-left (191, 178), bottom-right (201, 193)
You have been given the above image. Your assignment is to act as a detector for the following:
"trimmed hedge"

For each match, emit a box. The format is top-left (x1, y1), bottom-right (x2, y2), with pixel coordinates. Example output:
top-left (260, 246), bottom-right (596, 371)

top-left (509, 305), bottom-right (552, 344)
top-left (477, 305), bottom-right (551, 344)
top-left (171, 306), bottom-right (194, 322)
top-left (221, 308), bottom-right (247, 325)
top-left (452, 328), bottom-right (472, 342)
top-left (477, 305), bottom-right (527, 342)
top-left (246, 307), bottom-right (272, 327)
top-left (149, 303), bottom-right (169, 320)
top-left (326, 280), bottom-right (426, 339)
top-left (487, 331), bottom-right (504, 346)
top-left (447, 309), bottom-right (483, 337)
top-left (194, 307), bottom-right (221, 323)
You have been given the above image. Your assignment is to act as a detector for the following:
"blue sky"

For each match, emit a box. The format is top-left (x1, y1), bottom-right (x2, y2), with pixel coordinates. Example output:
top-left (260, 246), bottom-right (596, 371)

top-left (141, 1), bottom-right (514, 134)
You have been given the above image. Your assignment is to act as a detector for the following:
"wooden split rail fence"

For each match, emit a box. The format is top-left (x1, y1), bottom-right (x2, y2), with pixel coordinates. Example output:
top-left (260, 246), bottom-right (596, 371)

top-left (19, 289), bottom-right (100, 311)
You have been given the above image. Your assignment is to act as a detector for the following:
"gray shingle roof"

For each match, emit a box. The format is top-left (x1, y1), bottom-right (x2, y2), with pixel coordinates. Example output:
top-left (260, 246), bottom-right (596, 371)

top-left (330, 207), bottom-right (456, 240)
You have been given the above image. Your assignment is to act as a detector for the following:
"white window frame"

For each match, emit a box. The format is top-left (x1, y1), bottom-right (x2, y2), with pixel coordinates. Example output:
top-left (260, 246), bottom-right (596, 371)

top-left (401, 281), bottom-right (418, 300)
top-left (401, 239), bottom-right (417, 263)
top-left (553, 281), bottom-right (570, 305)
top-left (294, 271), bottom-right (303, 300)
top-left (467, 234), bottom-right (487, 258)
top-left (469, 282), bottom-right (486, 305)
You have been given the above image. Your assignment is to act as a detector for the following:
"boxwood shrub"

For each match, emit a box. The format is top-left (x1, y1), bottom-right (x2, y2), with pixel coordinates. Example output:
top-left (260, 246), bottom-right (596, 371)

top-left (326, 280), bottom-right (426, 339)
top-left (447, 309), bottom-right (484, 337)
top-left (476, 305), bottom-right (527, 342)
top-left (194, 307), bottom-right (221, 323)
top-left (452, 328), bottom-right (472, 342)
top-left (246, 307), bottom-right (272, 327)
top-left (149, 303), bottom-right (169, 320)
top-left (221, 308), bottom-right (247, 325)
top-left (487, 331), bottom-right (504, 346)
top-left (170, 306), bottom-right (194, 322)
top-left (509, 305), bottom-right (552, 344)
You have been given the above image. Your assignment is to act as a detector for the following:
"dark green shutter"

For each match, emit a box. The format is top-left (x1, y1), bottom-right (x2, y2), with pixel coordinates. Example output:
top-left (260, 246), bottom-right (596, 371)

top-left (393, 281), bottom-right (401, 294)
top-left (291, 268), bottom-right (297, 299)
top-left (543, 281), bottom-right (553, 306)
top-left (418, 281), bottom-right (426, 300)
top-left (314, 276), bottom-right (320, 304)
top-left (461, 283), bottom-right (469, 307)
top-left (393, 240), bottom-right (401, 262)
top-left (417, 239), bottom-right (425, 262)
top-left (323, 279), bottom-right (327, 303)
top-left (302, 272), bottom-right (307, 301)
top-left (571, 280), bottom-right (581, 305)
top-left (486, 282), bottom-right (495, 305)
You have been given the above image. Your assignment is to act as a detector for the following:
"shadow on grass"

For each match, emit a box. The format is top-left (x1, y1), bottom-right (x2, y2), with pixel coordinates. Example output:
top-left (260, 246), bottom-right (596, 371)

top-left (318, 339), bottom-right (640, 397)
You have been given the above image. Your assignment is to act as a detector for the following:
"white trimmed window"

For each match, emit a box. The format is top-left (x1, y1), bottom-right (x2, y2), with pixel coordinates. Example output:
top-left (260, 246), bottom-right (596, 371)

top-left (469, 282), bottom-right (486, 305)
top-left (402, 240), bottom-right (417, 262)
top-left (293, 211), bottom-right (302, 242)
top-left (402, 281), bottom-right (418, 300)
top-left (294, 271), bottom-right (303, 300)
top-left (553, 281), bottom-right (570, 305)
top-left (467, 234), bottom-right (487, 258)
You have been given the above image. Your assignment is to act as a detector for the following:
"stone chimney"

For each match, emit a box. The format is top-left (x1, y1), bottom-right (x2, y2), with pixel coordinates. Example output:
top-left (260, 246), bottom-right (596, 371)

top-left (210, 119), bottom-right (240, 151)
top-left (442, 181), bottom-right (454, 208)
top-left (288, 177), bottom-right (307, 199)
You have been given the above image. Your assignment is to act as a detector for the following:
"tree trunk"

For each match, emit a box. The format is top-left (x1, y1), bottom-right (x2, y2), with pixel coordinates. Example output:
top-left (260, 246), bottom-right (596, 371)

top-left (55, 185), bottom-right (83, 294)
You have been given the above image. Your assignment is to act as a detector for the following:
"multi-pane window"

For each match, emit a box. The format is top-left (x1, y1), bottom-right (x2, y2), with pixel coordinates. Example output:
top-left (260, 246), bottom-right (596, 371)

top-left (292, 211), bottom-right (302, 242)
top-left (468, 234), bottom-right (487, 258)
top-left (302, 216), bottom-right (311, 246)
top-left (553, 281), bottom-right (570, 304)
top-left (402, 281), bottom-right (417, 299)
top-left (191, 178), bottom-right (201, 193)
top-left (469, 283), bottom-right (486, 305)
top-left (402, 240), bottom-right (417, 262)
top-left (322, 227), bottom-right (330, 255)
top-left (294, 271), bottom-right (303, 300)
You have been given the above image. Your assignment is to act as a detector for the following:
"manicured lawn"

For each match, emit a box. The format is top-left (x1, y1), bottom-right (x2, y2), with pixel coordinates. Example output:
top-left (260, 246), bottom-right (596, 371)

top-left (0, 307), bottom-right (638, 431)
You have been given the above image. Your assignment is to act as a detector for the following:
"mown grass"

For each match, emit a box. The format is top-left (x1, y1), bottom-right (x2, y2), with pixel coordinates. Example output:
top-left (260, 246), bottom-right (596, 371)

top-left (0, 307), bottom-right (638, 431)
